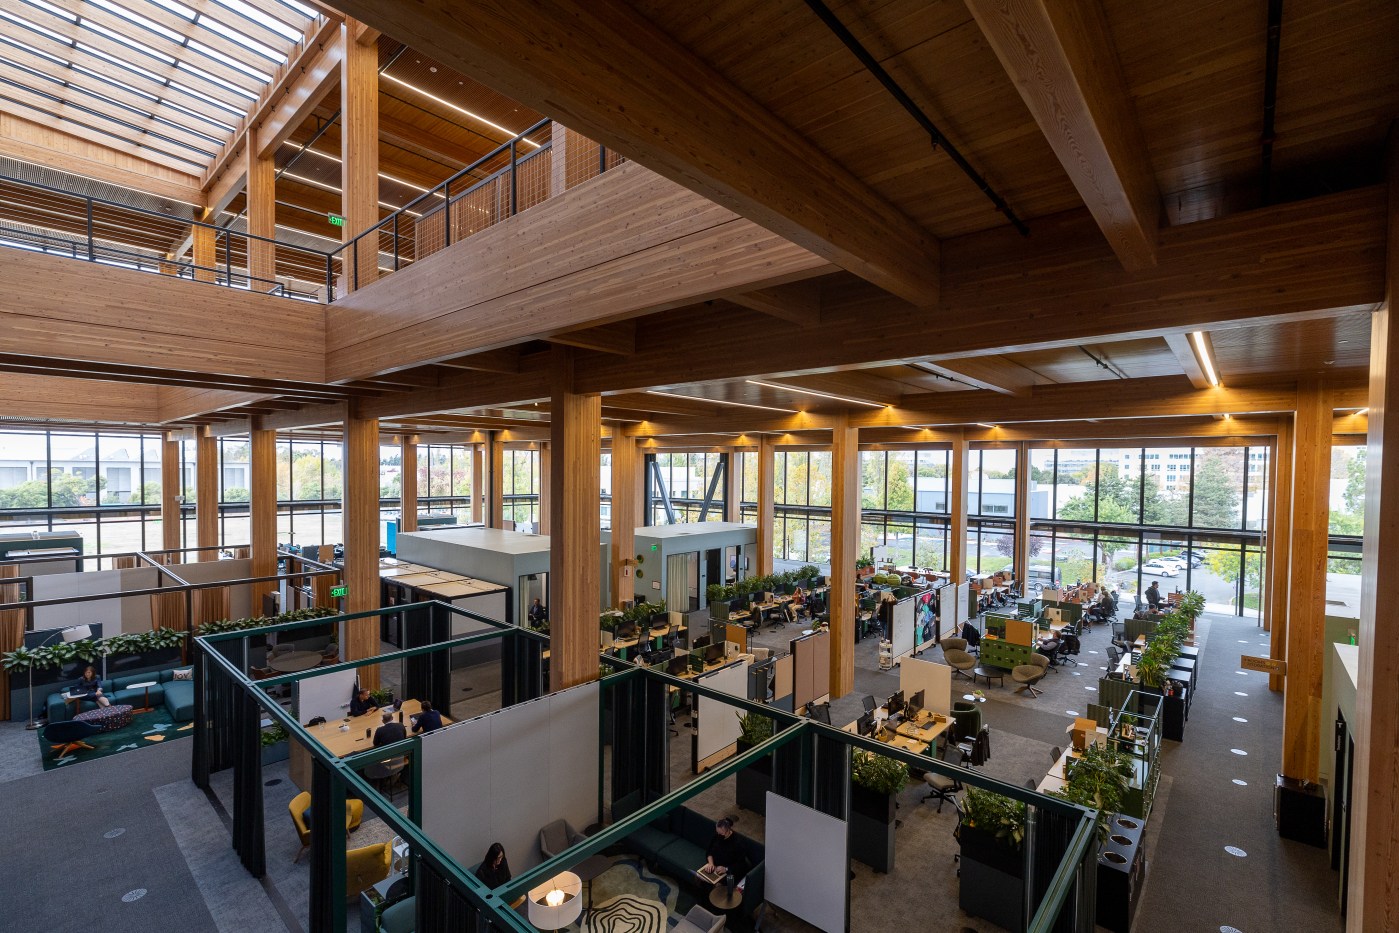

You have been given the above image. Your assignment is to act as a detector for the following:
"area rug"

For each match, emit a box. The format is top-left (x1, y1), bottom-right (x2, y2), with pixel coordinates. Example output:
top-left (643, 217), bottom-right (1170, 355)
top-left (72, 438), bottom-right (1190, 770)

top-left (579, 858), bottom-right (682, 930)
top-left (37, 711), bottom-right (192, 771)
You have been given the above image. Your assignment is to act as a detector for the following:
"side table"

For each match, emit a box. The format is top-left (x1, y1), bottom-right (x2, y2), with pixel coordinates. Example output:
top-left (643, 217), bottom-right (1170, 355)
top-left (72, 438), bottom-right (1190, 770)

top-left (128, 681), bottom-right (158, 714)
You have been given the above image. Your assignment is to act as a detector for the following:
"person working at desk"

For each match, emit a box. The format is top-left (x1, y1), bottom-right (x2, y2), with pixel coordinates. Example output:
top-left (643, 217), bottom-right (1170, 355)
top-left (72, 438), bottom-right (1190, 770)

top-left (1145, 581), bottom-right (1162, 610)
top-left (73, 665), bottom-right (110, 708)
top-left (528, 598), bottom-right (548, 628)
top-left (411, 700), bottom-right (443, 734)
top-left (372, 710), bottom-right (406, 747)
top-left (349, 687), bottom-right (377, 717)
top-left (703, 818), bottom-right (749, 879)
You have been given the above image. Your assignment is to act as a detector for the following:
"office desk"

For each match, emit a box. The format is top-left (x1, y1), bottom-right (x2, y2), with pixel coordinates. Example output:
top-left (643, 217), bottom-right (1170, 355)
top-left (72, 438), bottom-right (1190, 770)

top-left (270, 650), bottom-right (323, 673)
top-left (303, 699), bottom-right (451, 759)
top-left (842, 709), bottom-right (949, 755)
top-left (1036, 727), bottom-right (1108, 794)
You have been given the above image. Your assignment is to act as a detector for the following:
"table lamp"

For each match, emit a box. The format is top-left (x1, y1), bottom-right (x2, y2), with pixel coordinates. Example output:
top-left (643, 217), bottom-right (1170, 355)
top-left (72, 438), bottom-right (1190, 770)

top-left (526, 871), bottom-right (582, 931)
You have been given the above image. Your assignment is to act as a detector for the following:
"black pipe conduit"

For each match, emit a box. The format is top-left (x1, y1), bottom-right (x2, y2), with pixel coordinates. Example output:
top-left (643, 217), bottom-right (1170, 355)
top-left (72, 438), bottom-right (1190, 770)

top-left (802, 0), bottom-right (1030, 236)
top-left (1260, 0), bottom-right (1284, 205)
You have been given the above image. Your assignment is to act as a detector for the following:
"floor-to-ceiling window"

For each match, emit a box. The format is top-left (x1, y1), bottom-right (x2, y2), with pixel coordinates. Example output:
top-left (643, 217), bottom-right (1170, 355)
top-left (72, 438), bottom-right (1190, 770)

top-left (648, 452), bottom-right (727, 525)
top-left (502, 447), bottom-right (541, 528)
top-left (1327, 443), bottom-right (1365, 616)
top-left (1027, 443), bottom-right (1269, 617)
top-left (416, 443), bottom-right (475, 522)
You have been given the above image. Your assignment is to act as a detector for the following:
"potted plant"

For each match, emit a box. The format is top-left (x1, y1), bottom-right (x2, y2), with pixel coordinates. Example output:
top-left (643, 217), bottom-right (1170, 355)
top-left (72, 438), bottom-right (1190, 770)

top-left (849, 749), bottom-right (908, 872)
top-left (958, 786), bottom-right (1027, 928)
top-left (369, 686), bottom-right (394, 708)
top-left (735, 712), bottom-right (775, 813)
top-left (1053, 744), bottom-right (1132, 841)
top-left (261, 724), bottom-right (290, 765)
top-left (856, 555), bottom-right (875, 579)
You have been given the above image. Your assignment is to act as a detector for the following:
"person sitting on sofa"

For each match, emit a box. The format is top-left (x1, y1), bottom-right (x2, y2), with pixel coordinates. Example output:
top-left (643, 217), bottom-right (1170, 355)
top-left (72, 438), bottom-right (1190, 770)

top-left (410, 700), bottom-right (443, 735)
top-left (475, 842), bottom-right (511, 888)
top-left (372, 710), bottom-right (406, 748)
top-left (704, 818), bottom-right (749, 879)
top-left (73, 665), bottom-right (110, 708)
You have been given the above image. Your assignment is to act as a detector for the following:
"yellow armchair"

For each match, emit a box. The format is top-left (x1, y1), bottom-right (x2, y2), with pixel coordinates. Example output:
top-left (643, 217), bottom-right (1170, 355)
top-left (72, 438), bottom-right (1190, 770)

top-left (346, 841), bottom-right (393, 901)
top-left (288, 791), bottom-right (364, 862)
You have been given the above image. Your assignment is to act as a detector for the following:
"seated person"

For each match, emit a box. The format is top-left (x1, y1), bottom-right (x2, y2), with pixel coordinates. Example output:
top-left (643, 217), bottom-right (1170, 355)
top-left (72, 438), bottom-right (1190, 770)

top-left (411, 700), bottom-right (443, 735)
top-left (372, 710), bottom-right (406, 747)
top-left (528, 598), bottom-right (548, 628)
top-left (349, 687), bottom-right (377, 717)
top-left (791, 586), bottom-right (806, 607)
top-left (72, 664), bottom-right (110, 708)
top-left (703, 817), bottom-right (749, 880)
top-left (475, 842), bottom-right (511, 888)
top-left (1037, 637), bottom-right (1062, 665)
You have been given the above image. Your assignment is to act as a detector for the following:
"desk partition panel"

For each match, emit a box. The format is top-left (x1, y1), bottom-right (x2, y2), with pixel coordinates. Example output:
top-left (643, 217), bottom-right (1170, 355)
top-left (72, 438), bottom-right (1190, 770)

top-left (697, 663), bottom-right (748, 765)
top-left (899, 656), bottom-right (952, 716)
top-left (890, 596), bottom-right (915, 660)
top-left (765, 791), bottom-right (848, 932)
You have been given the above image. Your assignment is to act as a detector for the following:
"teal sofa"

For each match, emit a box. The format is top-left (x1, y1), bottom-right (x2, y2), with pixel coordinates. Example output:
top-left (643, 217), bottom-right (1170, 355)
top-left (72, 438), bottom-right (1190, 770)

top-left (46, 666), bottom-right (196, 723)
top-left (626, 805), bottom-right (765, 925)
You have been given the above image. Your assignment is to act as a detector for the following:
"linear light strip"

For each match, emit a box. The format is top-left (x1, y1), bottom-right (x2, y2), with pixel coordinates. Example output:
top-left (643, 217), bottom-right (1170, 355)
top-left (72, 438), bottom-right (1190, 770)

top-left (1189, 331), bottom-right (1221, 387)
top-left (744, 379), bottom-right (887, 409)
top-left (645, 390), bottom-right (797, 414)
top-left (380, 72), bottom-right (541, 149)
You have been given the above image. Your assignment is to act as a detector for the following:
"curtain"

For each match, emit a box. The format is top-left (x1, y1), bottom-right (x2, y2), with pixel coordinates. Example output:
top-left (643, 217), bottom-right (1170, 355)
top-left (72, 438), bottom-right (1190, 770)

top-left (0, 565), bottom-right (25, 719)
top-left (231, 684), bottom-right (265, 877)
top-left (193, 586), bottom-right (231, 629)
top-left (500, 632), bottom-right (544, 706)
top-left (192, 638), bottom-right (244, 786)
top-left (415, 856), bottom-right (478, 933)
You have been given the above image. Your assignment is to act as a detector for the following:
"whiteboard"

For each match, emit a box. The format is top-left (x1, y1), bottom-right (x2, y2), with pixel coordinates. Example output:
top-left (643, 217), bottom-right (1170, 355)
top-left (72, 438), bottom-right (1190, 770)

top-left (890, 596), bottom-right (915, 660)
top-left (296, 668), bottom-right (358, 726)
top-left (957, 583), bottom-right (972, 625)
top-left (697, 663), bottom-right (747, 761)
top-left (765, 792), bottom-right (847, 932)
top-left (938, 583), bottom-right (959, 639)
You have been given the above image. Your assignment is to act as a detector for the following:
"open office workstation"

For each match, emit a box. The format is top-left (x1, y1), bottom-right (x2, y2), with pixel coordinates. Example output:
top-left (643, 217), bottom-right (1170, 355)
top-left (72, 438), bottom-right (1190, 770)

top-left (0, 0), bottom-right (1392, 931)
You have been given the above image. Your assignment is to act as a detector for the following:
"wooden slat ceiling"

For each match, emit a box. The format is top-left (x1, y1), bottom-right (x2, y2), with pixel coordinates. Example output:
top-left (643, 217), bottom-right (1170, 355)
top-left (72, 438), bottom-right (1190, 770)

top-left (0, 0), bottom-right (319, 174)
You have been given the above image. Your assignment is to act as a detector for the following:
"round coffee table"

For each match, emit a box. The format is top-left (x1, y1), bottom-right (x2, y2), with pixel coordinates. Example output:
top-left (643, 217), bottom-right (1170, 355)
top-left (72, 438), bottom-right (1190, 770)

top-left (961, 694), bottom-right (987, 703)
top-left (269, 650), bottom-right (322, 673)
top-left (710, 884), bottom-right (742, 911)
top-left (973, 666), bottom-right (1006, 688)
top-left (75, 703), bottom-right (134, 732)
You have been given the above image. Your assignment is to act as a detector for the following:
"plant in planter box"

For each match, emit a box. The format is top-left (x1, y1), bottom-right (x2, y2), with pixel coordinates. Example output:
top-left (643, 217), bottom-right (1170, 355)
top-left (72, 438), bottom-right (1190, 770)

top-left (856, 556), bottom-right (874, 570)
top-left (1175, 590), bottom-right (1205, 619)
top-left (797, 564), bottom-right (821, 584)
top-left (962, 785), bottom-right (1026, 849)
top-left (734, 712), bottom-right (776, 813)
top-left (706, 583), bottom-right (728, 605)
top-left (851, 749), bottom-right (909, 797)
top-left (260, 724), bottom-right (289, 747)
top-left (0, 645), bottom-right (44, 673)
top-left (736, 711), bottom-right (774, 746)
top-left (1052, 743), bottom-right (1132, 841)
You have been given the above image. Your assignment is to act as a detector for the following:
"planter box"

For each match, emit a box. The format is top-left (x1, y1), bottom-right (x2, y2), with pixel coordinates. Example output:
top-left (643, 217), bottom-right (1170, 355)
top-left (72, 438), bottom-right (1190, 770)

top-left (959, 825), bottom-right (1025, 931)
top-left (735, 739), bottom-right (772, 814)
top-left (261, 740), bottom-right (290, 766)
top-left (849, 784), bottom-right (896, 873)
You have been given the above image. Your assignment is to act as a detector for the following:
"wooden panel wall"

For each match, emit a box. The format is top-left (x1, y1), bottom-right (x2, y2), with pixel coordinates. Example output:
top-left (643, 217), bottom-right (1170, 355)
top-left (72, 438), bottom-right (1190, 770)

top-left (0, 372), bottom-right (159, 423)
top-left (548, 348), bottom-right (601, 691)
top-left (828, 415), bottom-right (859, 699)
top-left (245, 129), bottom-right (277, 292)
top-left (1282, 379), bottom-right (1330, 782)
top-left (343, 414), bottom-right (380, 689)
top-left (0, 566), bottom-right (24, 720)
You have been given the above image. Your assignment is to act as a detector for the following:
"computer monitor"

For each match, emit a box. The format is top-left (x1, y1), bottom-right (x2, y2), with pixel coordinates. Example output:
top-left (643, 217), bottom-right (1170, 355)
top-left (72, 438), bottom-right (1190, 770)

top-left (809, 703), bottom-right (831, 725)
top-left (616, 621), bottom-right (637, 640)
top-left (667, 656), bottom-right (688, 677)
top-left (887, 690), bottom-right (905, 718)
top-left (704, 642), bottom-right (725, 665)
top-left (816, 575), bottom-right (827, 587)
top-left (910, 689), bottom-right (925, 710)
top-left (861, 695), bottom-right (877, 714)
top-left (730, 598), bottom-right (744, 614)
top-left (691, 635), bottom-right (711, 650)
top-left (905, 691), bottom-right (924, 721)
top-left (856, 712), bottom-right (875, 736)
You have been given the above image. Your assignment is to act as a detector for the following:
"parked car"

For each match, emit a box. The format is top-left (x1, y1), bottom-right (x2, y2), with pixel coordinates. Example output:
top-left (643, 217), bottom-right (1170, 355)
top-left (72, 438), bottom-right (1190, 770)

top-left (1177, 549), bottom-right (1207, 567)
top-left (1142, 559), bottom-right (1180, 577)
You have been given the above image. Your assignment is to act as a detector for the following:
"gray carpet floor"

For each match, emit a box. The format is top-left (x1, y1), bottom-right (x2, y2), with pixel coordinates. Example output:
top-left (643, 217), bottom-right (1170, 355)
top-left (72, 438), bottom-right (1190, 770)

top-left (0, 611), bottom-right (1348, 933)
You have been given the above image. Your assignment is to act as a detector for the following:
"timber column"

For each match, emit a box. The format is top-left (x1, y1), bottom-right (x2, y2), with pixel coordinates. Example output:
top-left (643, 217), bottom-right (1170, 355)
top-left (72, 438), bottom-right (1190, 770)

top-left (342, 412), bottom-right (380, 689)
top-left (548, 346), bottom-right (602, 691)
top-left (249, 424), bottom-right (277, 608)
top-left (829, 414), bottom-right (859, 698)
top-left (399, 435), bottom-right (418, 533)
top-left (609, 435), bottom-right (641, 607)
top-left (755, 436), bottom-right (775, 577)
top-left (949, 433), bottom-right (970, 582)
top-left (195, 428), bottom-right (218, 559)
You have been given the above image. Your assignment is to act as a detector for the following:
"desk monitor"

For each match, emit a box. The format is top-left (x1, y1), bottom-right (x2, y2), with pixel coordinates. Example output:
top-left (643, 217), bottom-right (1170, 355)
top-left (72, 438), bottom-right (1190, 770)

top-left (861, 694), bottom-right (877, 714)
top-left (692, 635), bottom-right (711, 650)
top-left (856, 712), bottom-right (874, 736)
top-left (616, 621), bottom-right (638, 640)
top-left (910, 689), bottom-right (925, 710)
top-left (730, 598), bottom-right (744, 614)
top-left (666, 656), bottom-right (689, 677)
top-left (816, 575), bottom-right (827, 587)
top-left (704, 642), bottom-right (726, 665)
top-left (886, 690), bottom-right (905, 718)
top-left (809, 703), bottom-right (831, 725)
top-left (905, 693), bottom-right (923, 722)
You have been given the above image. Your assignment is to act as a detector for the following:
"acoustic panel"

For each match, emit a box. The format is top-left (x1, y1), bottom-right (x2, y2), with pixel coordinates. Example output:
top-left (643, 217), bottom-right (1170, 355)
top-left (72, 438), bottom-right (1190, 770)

top-left (765, 792), bottom-right (847, 932)
top-left (420, 715), bottom-right (491, 868)
top-left (697, 663), bottom-right (747, 761)
top-left (900, 656), bottom-right (952, 715)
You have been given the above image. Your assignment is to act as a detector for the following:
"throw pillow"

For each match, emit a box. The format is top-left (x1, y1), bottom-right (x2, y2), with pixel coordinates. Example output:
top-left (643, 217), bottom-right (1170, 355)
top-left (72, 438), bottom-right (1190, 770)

top-left (172, 668), bottom-right (193, 681)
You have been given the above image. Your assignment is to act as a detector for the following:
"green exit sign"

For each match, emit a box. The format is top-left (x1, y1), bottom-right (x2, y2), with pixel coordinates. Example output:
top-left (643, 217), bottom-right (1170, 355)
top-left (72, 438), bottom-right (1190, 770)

top-left (651, 544), bottom-right (659, 551)
top-left (330, 585), bottom-right (348, 598)
top-left (327, 213), bottom-right (344, 227)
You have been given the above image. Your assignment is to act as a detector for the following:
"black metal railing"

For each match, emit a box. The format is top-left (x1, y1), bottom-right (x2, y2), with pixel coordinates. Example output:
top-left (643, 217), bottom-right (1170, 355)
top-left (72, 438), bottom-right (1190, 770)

top-left (0, 173), bottom-right (335, 301)
top-left (329, 118), bottom-right (627, 294)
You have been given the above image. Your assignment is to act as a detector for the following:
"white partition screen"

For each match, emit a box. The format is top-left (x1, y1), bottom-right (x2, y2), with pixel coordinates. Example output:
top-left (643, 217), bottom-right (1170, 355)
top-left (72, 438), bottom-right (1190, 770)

top-left (900, 656), bottom-right (953, 716)
top-left (420, 682), bottom-right (600, 872)
top-left (296, 668), bottom-right (358, 727)
top-left (765, 792), bottom-right (847, 932)
top-left (697, 663), bottom-right (747, 762)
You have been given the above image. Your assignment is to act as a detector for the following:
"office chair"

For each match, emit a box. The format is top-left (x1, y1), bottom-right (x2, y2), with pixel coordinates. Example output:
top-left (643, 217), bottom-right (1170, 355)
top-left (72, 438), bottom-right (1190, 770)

top-left (861, 695), bottom-right (877, 713)
top-left (1059, 629), bottom-right (1082, 667)
top-left (1050, 745), bottom-right (1062, 763)
top-left (922, 742), bottom-right (965, 812)
top-left (1107, 643), bottom-right (1124, 668)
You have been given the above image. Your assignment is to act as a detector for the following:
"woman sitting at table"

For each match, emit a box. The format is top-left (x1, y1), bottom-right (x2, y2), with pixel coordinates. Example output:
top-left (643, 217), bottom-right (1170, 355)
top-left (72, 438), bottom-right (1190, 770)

top-left (72, 664), bottom-right (110, 708)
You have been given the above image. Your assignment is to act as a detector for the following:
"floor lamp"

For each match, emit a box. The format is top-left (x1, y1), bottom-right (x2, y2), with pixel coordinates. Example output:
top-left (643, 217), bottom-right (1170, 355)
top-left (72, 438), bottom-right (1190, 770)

top-left (527, 871), bottom-right (582, 932)
top-left (26, 624), bottom-right (93, 730)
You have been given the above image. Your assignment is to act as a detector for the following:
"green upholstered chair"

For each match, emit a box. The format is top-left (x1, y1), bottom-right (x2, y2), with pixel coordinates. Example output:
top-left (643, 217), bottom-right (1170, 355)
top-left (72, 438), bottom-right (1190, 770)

top-left (950, 701), bottom-right (981, 741)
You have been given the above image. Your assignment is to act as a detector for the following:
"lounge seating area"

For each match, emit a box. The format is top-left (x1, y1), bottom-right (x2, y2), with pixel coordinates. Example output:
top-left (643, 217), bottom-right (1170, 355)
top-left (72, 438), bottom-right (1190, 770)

top-left (625, 806), bottom-right (765, 926)
top-left (44, 665), bottom-right (196, 723)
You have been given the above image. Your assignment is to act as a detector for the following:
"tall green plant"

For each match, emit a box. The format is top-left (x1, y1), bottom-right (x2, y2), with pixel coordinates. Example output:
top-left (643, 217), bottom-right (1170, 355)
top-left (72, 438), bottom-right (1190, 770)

top-left (962, 786), bottom-right (1026, 848)
top-left (851, 749), bottom-right (909, 796)
top-left (1053, 744), bottom-right (1133, 841)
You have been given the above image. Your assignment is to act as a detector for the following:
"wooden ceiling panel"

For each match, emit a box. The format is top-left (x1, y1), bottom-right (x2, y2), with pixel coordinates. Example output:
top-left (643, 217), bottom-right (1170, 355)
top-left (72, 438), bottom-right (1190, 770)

top-left (1004, 339), bottom-right (1183, 384)
top-left (1209, 312), bottom-right (1372, 384)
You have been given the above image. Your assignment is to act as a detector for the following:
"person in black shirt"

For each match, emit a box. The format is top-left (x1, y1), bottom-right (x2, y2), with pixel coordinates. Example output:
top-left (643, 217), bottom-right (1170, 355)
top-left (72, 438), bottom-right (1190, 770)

top-left (73, 665), bottom-right (110, 709)
top-left (411, 700), bottom-right (443, 734)
top-left (1145, 581), bottom-right (1162, 609)
top-left (528, 598), bottom-right (548, 628)
top-left (372, 710), bottom-right (406, 747)
top-left (350, 687), bottom-right (377, 717)
top-left (475, 842), bottom-right (511, 888)
top-left (704, 818), bottom-right (748, 879)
